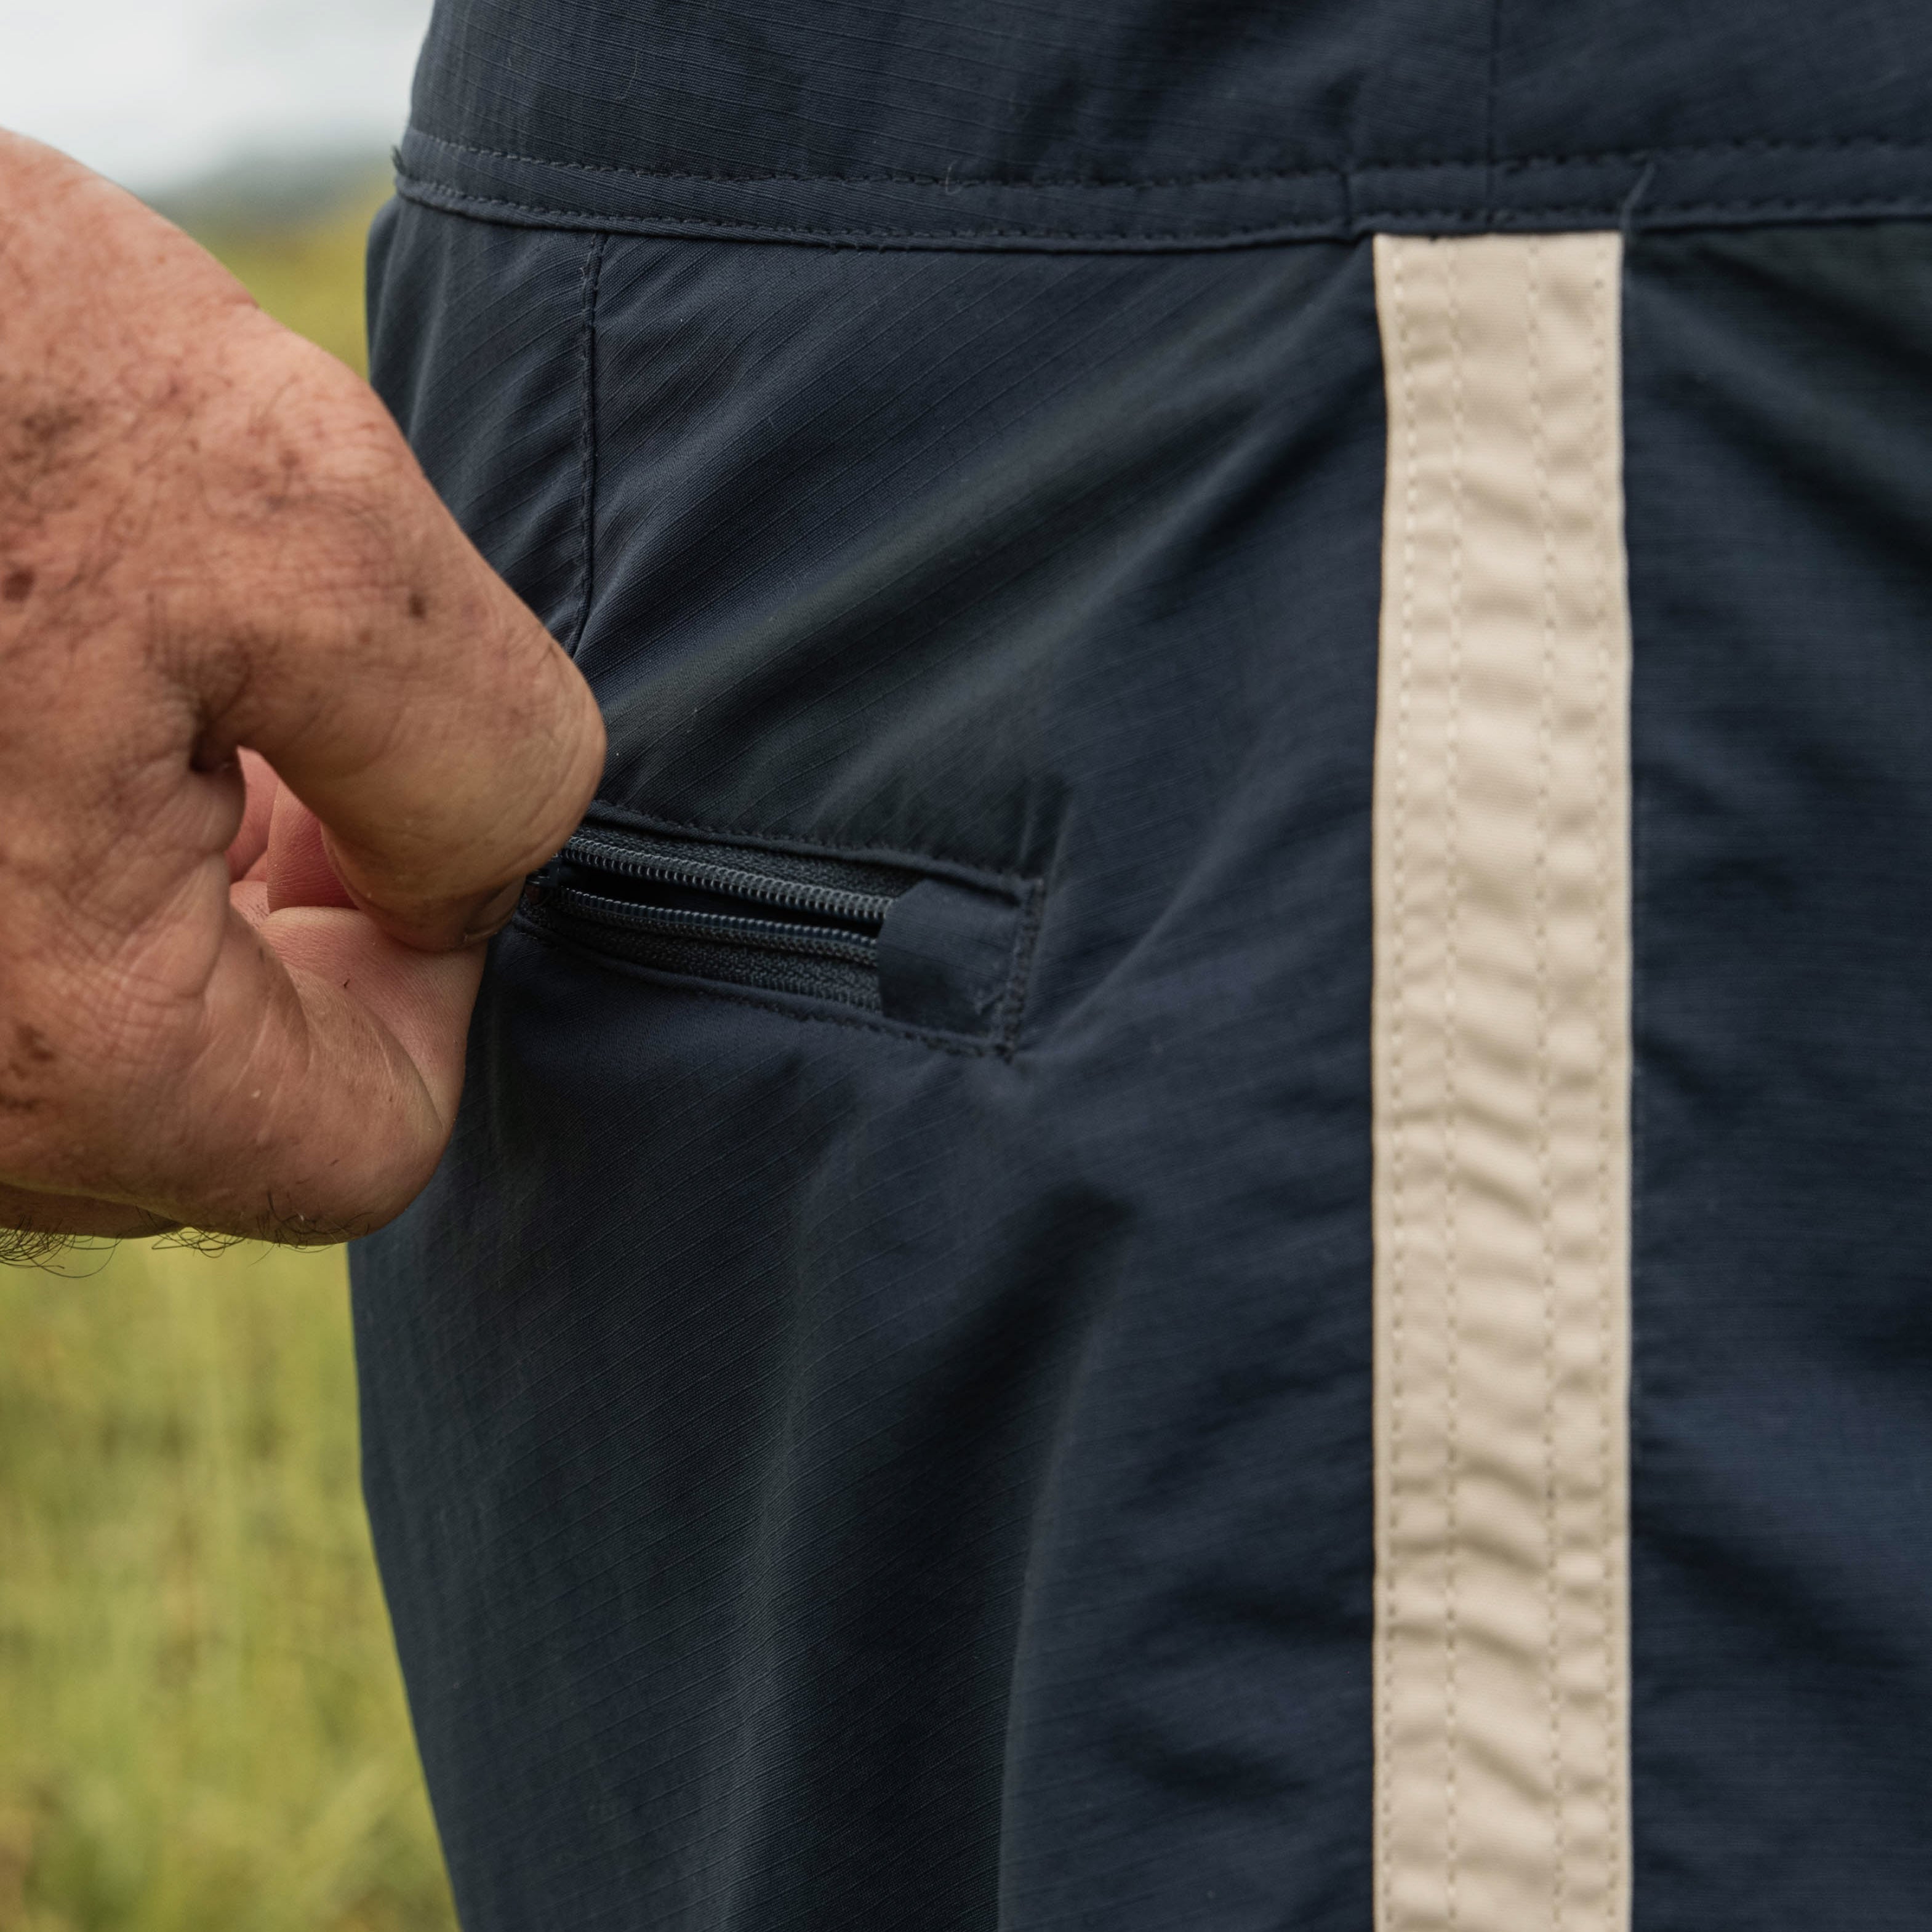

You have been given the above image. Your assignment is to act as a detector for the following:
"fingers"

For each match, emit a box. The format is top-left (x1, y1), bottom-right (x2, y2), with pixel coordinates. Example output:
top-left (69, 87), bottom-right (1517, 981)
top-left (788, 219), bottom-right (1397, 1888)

top-left (265, 778), bottom-right (356, 913)
top-left (1, 898), bottom-right (486, 1243)
top-left (185, 319), bottom-right (606, 950)
top-left (251, 905), bottom-right (483, 1112)
top-left (171, 899), bottom-right (485, 1236)
top-left (0, 135), bottom-right (587, 1243)
top-left (6, 135), bottom-right (604, 953)
top-left (156, 793), bottom-right (487, 1234)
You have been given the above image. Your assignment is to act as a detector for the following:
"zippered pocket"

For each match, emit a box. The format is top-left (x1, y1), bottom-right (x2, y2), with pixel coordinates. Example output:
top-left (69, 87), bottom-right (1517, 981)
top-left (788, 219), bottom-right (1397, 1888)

top-left (519, 819), bottom-right (1037, 1047)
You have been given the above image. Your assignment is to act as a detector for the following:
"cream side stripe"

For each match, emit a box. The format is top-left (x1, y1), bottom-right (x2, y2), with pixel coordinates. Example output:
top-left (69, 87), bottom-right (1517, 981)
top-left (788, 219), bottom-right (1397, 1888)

top-left (1371, 232), bottom-right (1632, 1932)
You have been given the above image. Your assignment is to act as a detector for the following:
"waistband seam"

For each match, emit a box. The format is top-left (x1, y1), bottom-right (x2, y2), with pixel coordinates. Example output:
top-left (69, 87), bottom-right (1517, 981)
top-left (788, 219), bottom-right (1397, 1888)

top-left (406, 126), bottom-right (1932, 193)
top-left (395, 170), bottom-right (1932, 254)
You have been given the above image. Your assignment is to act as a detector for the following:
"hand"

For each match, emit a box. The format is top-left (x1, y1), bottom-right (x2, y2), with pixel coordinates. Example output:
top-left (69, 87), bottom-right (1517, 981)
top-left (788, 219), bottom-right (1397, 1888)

top-left (0, 132), bottom-right (605, 1251)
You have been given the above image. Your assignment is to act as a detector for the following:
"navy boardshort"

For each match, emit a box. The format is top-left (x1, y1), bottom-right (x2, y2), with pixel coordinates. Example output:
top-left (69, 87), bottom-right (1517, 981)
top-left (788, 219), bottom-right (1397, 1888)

top-left (353, 6), bottom-right (1932, 1926)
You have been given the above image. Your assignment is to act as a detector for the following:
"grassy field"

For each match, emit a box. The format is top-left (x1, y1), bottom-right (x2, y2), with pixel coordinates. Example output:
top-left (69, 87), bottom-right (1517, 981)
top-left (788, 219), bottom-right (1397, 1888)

top-left (0, 183), bottom-right (459, 1932)
top-left (0, 1243), bottom-right (457, 1932)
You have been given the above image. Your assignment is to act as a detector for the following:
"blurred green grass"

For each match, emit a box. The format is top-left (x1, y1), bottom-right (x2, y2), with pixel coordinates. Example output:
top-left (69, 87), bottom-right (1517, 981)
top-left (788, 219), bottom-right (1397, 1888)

top-left (0, 1241), bottom-right (456, 1932)
top-left (0, 182), bottom-right (459, 1932)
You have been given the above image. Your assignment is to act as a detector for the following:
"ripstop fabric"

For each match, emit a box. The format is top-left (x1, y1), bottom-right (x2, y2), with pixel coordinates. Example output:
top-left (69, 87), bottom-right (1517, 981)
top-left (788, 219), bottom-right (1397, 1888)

top-left (351, 6), bottom-right (1932, 1928)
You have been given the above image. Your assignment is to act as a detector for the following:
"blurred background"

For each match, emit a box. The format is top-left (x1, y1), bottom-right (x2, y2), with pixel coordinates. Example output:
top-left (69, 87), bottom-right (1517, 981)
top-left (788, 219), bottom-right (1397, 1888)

top-left (1, 0), bottom-right (433, 374)
top-left (0, 4), bottom-right (459, 1928)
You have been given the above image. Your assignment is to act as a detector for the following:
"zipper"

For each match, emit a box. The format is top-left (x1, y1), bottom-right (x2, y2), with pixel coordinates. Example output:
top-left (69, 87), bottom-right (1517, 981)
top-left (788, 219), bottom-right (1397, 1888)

top-left (520, 817), bottom-right (1035, 1042)
top-left (560, 833), bottom-right (894, 945)
top-left (521, 822), bottom-right (920, 1012)
top-left (536, 883), bottom-right (880, 968)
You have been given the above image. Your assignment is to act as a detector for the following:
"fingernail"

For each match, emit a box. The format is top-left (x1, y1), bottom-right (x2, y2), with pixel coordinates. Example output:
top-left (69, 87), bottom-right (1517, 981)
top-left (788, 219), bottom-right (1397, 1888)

top-left (460, 881), bottom-right (526, 945)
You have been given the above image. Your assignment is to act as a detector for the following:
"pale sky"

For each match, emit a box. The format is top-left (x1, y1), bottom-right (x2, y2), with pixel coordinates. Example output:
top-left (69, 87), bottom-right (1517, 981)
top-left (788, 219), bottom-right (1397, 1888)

top-left (0, 0), bottom-right (434, 194)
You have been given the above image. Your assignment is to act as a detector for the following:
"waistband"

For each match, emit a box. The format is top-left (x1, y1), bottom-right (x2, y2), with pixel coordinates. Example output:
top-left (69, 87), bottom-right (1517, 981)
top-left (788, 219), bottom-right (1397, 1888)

top-left (398, 0), bottom-right (1932, 250)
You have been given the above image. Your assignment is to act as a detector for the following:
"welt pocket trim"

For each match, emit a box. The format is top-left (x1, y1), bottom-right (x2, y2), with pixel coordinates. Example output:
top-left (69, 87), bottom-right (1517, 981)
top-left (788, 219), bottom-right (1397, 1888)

top-left (517, 810), bottom-right (1043, 1055)
top-left (508, 921), bottom-right (1021, 1061)
top-left (569, 804), bottom-right (1038, 899)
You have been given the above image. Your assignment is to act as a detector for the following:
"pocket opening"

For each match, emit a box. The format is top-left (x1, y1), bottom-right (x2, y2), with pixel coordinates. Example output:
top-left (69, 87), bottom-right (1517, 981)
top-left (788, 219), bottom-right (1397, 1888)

top-left (520, 819), bottom-right (1036, 1046)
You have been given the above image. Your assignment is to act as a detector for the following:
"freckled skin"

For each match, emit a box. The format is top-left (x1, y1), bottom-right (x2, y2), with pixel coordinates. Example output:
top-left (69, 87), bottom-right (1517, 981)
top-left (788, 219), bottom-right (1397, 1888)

top-left (0, 130), bottom-right (606, 1248)
top-left (12, 1022), bottom-right (54, 1062)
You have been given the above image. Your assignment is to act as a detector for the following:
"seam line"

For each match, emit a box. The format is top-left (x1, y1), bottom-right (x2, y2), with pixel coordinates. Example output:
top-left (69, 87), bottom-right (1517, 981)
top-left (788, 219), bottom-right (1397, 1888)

top-left (404, 126), bottom-right (1932, 191)
top-left (568, 233), bottom-right (607, 656)
top-left (1439, 241), bottom-right (1467, 1932)
top-left (1524, 234), bottom-right (1570, 1932)
top-left (1586, 239), bottom-right (1623, 1923)
top-left (1377, 233), bottom-right (1417, 1932)
top-left (393, 174), bottom-right (1932, 247)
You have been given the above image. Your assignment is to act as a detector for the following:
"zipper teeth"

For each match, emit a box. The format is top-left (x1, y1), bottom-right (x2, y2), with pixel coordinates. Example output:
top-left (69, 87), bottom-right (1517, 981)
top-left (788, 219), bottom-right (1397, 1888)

top-left (540, 886), bottom-right (880, 967)
top-left (566, 835), bottom-right (893, 926)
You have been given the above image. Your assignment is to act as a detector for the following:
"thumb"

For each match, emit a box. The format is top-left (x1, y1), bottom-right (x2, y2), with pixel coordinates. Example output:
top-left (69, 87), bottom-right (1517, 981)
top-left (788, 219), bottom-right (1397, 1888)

top-left (202, 324), bottom-right (604, 949)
